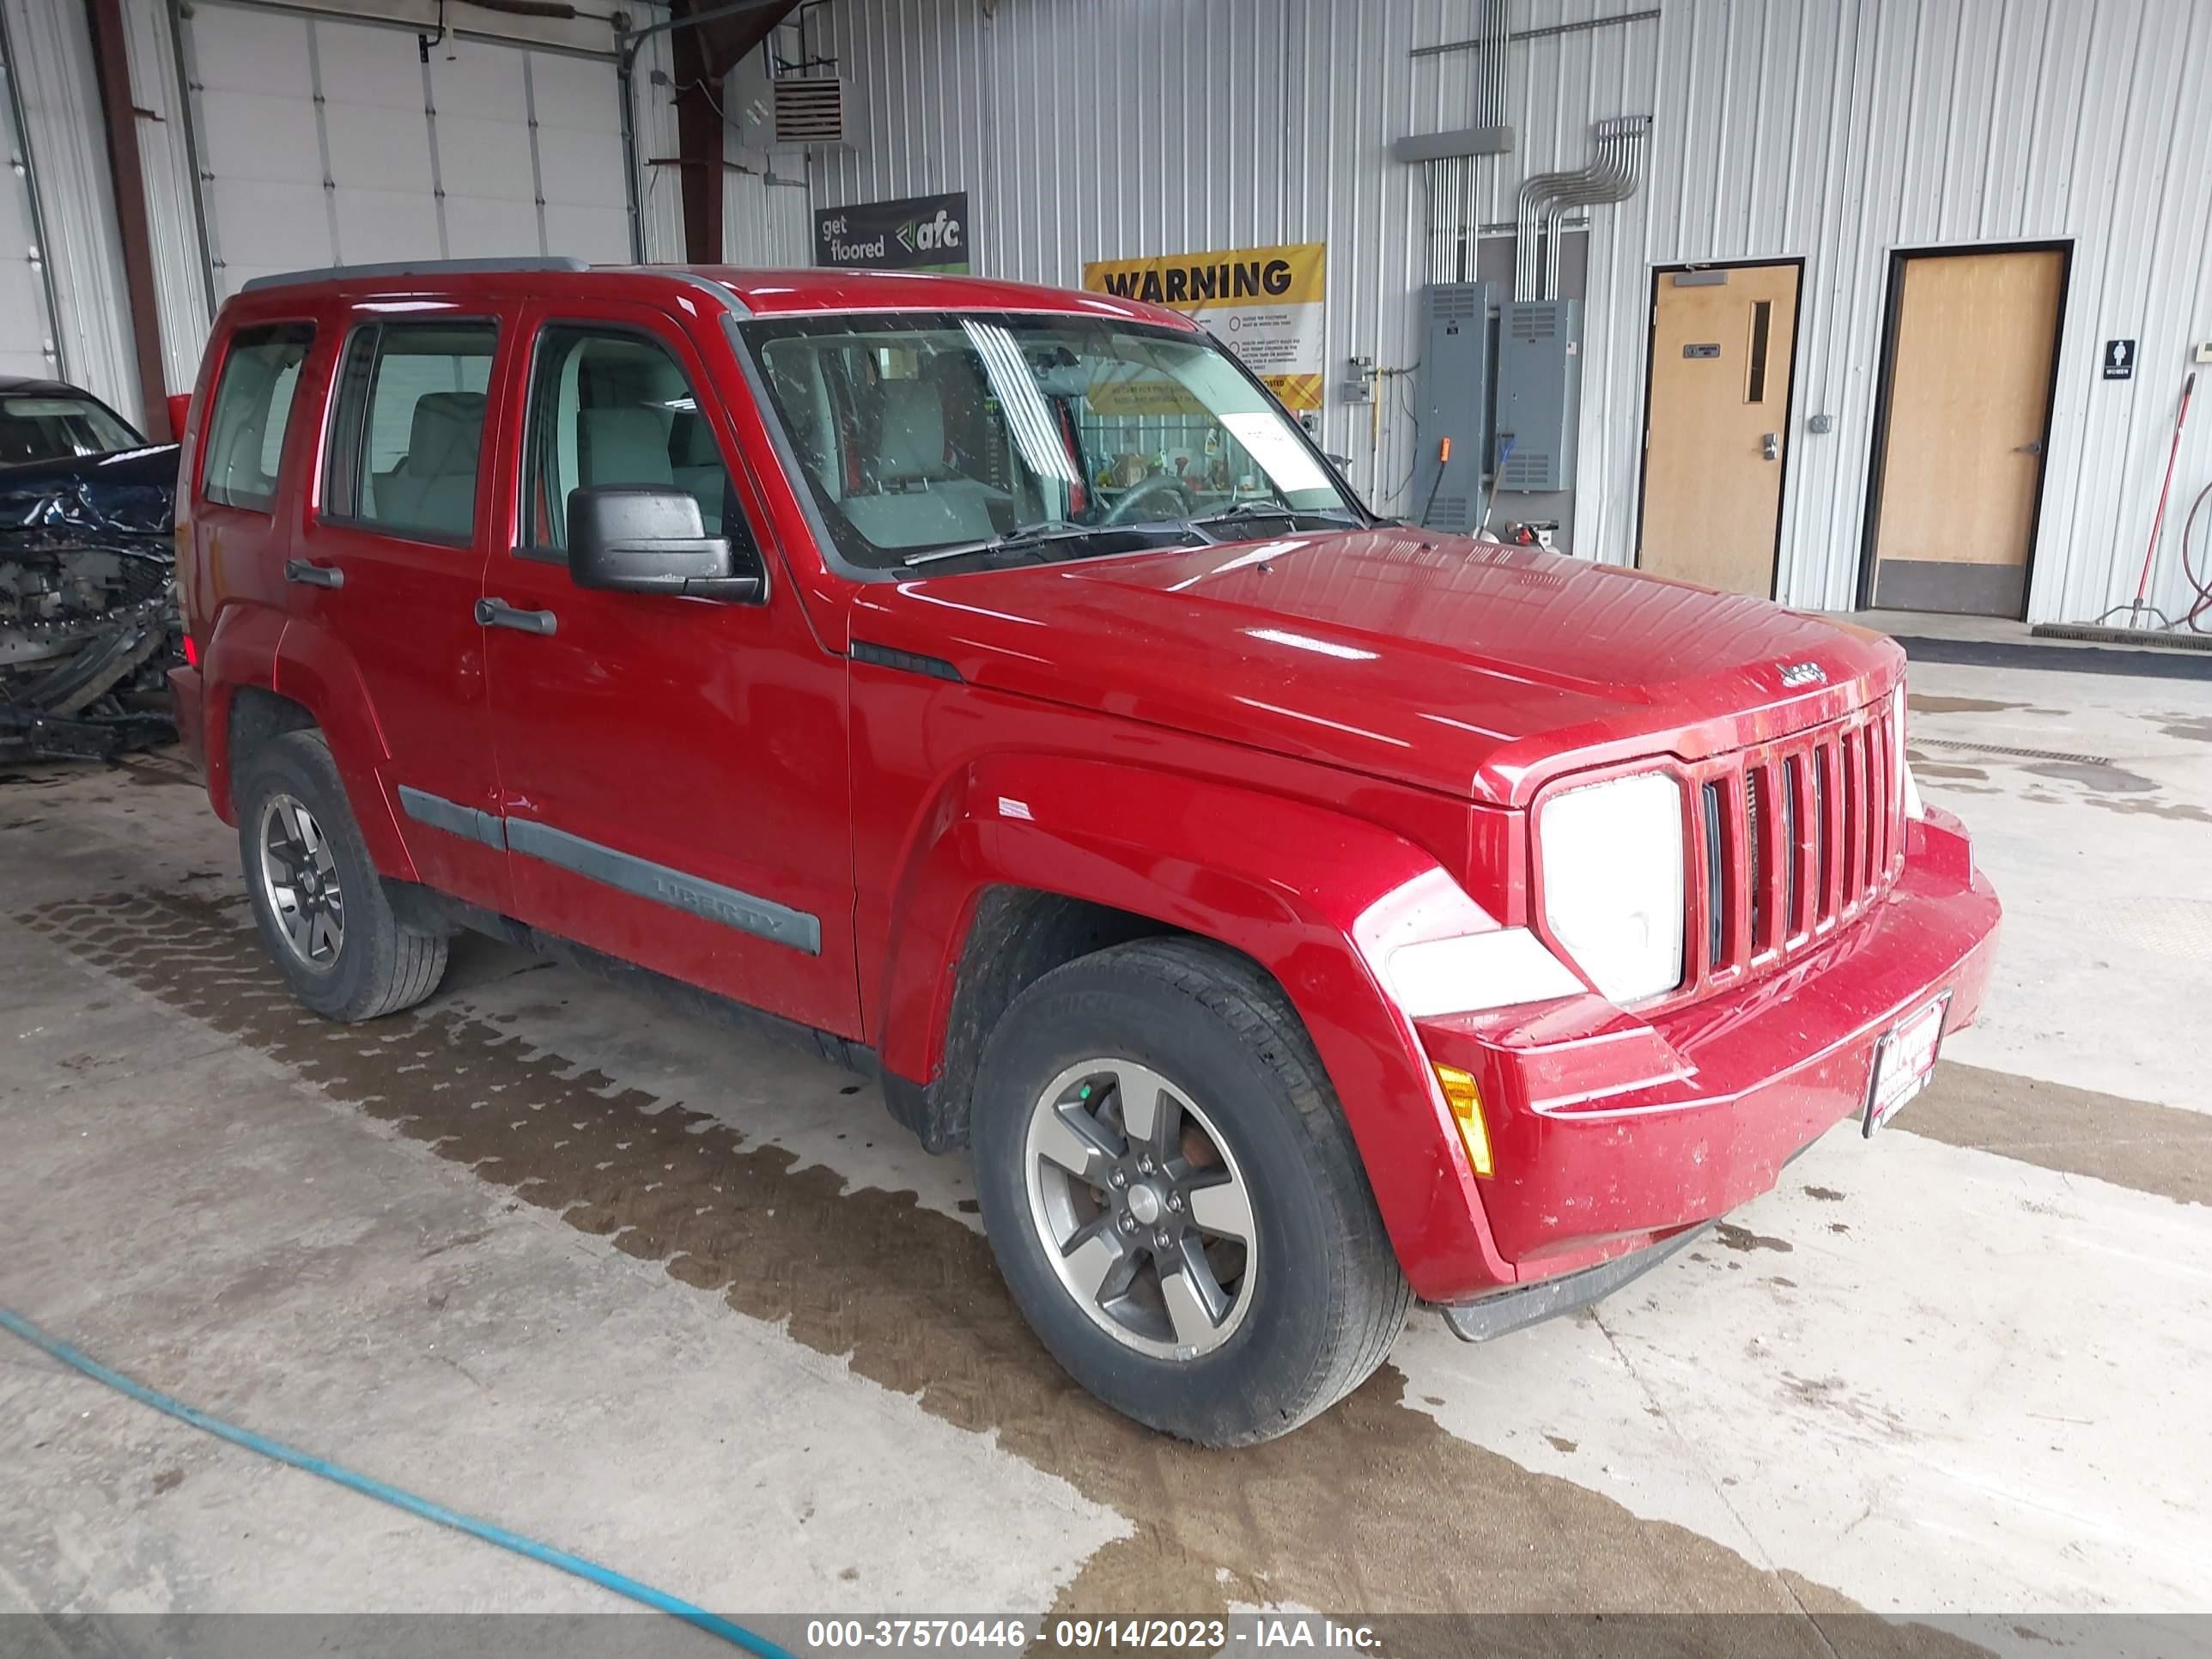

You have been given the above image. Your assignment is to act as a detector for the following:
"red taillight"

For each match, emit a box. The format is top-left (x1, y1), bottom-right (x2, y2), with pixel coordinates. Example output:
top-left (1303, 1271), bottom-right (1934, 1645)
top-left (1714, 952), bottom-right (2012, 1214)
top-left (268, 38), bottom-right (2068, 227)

top-left (182, 635), bottom-right (199, 668)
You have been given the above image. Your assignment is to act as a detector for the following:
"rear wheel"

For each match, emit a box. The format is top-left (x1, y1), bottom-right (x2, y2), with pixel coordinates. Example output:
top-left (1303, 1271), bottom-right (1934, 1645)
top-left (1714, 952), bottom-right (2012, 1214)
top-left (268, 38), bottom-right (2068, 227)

top-left (972, 938), bottom-right (1410, 1446)
top-left (234, 730), bottom-right (448, 1021)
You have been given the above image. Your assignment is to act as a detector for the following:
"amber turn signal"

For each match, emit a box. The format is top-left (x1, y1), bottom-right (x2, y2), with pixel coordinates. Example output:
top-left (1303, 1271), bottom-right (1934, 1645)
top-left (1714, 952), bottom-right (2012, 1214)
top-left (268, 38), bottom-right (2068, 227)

top-left (1433, 1063), bottom-right (1493, 1178)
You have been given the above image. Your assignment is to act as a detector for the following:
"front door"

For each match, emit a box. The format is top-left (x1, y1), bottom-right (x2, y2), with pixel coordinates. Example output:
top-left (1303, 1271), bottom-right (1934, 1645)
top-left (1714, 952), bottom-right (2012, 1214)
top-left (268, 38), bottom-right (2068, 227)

top-left (1868, 247), bottom-right (2063, 617)
top-left (1638, 262), bottom-right (1801, 596)
top-left (480, 301), bottom-right (860, 1038)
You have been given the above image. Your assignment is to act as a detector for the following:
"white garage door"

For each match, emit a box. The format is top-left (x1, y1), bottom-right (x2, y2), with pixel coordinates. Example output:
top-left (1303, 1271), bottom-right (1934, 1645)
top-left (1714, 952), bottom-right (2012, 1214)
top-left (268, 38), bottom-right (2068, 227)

top-left (181, 2), bottom-right (635, 299)
top-left (0, 15), bottom-right (59, 380)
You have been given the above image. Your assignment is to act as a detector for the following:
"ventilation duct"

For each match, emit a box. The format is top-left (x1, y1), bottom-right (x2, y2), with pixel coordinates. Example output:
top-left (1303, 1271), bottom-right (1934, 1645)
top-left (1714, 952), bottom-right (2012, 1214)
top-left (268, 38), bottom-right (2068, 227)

top-left (1513, 115), bottom-right (1651, 301)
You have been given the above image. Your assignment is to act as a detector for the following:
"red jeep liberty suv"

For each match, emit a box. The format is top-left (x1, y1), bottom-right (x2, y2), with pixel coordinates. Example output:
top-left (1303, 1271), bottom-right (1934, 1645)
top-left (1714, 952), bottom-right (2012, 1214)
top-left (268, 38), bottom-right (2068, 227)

top-left (169, 258), bottom-right (2000, 1445)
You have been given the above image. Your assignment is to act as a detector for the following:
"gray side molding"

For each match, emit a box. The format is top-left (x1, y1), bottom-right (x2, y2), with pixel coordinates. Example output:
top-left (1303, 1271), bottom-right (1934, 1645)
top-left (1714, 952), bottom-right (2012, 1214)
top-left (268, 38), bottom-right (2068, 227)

top-left (505, 818), bottom-right (822, 957)
top-left (398, 787), bottom-right (507, 850)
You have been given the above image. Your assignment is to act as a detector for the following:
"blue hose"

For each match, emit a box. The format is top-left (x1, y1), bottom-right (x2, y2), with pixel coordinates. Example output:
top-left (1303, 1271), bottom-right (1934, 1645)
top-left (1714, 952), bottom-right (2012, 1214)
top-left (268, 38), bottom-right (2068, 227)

top-left (0, 1304), bottom-right (793, 1658)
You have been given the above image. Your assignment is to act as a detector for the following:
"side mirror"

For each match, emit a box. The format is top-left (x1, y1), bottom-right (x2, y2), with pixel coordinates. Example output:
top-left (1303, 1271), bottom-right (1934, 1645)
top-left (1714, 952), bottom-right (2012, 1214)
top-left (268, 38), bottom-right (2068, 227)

top-left (165, 392), bottom-right (192, 442)
top-left (567, 485), bottom-right (763, 602)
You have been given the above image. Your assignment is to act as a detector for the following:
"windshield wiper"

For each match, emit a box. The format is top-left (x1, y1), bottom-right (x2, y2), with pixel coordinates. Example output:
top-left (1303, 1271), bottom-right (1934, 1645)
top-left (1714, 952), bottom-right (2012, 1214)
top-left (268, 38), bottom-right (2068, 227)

top-left (902, 521), bottom-right (1094, 568)
top-left (1187, 501), bottom-right (1360, 538)
top-left (902, 520), bottom-right (1200, 569)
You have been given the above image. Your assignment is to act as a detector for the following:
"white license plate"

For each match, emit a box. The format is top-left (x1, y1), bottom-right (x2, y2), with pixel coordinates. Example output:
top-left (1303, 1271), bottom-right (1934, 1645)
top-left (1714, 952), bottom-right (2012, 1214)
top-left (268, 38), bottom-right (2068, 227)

top-left (1863, 994), bottom-right (1950, 1136)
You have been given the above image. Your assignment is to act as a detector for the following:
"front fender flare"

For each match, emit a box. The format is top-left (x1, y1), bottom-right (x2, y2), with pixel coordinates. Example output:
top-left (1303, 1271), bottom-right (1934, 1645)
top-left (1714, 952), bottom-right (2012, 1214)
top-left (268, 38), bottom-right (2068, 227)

top-left (874, 752), bottom-right (1516, 1297)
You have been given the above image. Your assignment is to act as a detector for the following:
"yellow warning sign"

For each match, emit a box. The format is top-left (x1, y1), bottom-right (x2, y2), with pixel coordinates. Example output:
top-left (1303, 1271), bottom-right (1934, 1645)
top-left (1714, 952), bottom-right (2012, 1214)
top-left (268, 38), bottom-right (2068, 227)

top-left (1081, 241), bottom-right (1326, 410)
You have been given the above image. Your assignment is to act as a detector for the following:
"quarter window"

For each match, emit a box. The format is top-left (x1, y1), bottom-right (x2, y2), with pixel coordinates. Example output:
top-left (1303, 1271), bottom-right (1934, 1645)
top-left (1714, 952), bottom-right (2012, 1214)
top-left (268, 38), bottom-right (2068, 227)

top-left (520, 325), bottom-right (747, 557)
top-left (324, 320), bottom-right (498, 544)
top-left (202, 323), bottom-right (314, 511)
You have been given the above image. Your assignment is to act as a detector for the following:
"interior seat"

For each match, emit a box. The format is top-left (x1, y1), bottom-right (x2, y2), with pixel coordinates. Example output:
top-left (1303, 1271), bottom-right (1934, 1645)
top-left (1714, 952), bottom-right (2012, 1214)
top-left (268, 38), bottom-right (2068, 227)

top-left (373, 392), bottom-right (486, 538)
top-left (841, 378), bottom-right (998, 548)
top-left (667, 410), bottom-right (728, 533)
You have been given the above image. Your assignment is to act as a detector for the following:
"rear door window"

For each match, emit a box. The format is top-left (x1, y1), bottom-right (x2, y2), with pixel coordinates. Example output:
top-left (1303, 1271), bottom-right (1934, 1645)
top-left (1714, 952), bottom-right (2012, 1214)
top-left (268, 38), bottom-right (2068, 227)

top-left (323, 320), bottom-right (498, 544)
top-left (201, 323), bottom-right (315, 510)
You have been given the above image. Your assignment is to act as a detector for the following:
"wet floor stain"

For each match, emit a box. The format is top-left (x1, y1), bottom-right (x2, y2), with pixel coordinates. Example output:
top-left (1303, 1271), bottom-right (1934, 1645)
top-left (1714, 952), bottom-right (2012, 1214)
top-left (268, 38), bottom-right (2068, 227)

top-left (1911, 762), bottom-right (1989, 781)
top-left (2155, 714), bottom-right (2212, 744)
top-left (2084, 794), bottom-right (2212, 824)
top-left (16, 890), bottom-right (1996, 1653)
top-left (2024, 760), bottom-right (2157, 793)
top-left (1802, 1187), bottom-right (1845, 1203)
top-left (1713, 1222), bottom-right (1793, 1255)
top-left (1905, 696), bottom-right (2029, 714)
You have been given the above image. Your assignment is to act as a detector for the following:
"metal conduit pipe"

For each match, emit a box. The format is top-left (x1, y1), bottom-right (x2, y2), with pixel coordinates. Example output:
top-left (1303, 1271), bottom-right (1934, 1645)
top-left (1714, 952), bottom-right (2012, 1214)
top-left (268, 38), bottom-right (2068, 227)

top-left (1540, 118), bottom-right (1648, 299)
top-left (1513, 157), bottom-right (1603, 300)
top-left (1512, 116), bottom-right (1651, 301)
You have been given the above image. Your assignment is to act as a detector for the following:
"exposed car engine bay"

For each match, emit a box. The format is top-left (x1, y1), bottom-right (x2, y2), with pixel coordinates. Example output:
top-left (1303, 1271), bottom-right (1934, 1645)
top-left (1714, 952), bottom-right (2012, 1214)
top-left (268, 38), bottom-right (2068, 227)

top-left (1, 445), bottom-right (182, 763)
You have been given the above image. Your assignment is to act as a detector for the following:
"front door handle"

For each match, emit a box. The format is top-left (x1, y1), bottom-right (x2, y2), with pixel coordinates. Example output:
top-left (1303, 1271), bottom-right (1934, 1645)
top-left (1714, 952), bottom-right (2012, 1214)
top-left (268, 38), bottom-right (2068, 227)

top-left (1761, 432), bottom-right (1781, 461)
top-left (2013, 439), bottom-right (2045, 456)
top-left (284, 558), bottom-right (343, 588)
top-left (476, 597), bottom-right (557, 635)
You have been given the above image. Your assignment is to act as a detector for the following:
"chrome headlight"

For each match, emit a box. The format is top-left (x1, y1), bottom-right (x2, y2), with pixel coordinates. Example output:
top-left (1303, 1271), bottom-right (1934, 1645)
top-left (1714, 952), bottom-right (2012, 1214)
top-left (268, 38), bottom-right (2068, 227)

top-left (1539, 771), bottom-right (1687, 1004)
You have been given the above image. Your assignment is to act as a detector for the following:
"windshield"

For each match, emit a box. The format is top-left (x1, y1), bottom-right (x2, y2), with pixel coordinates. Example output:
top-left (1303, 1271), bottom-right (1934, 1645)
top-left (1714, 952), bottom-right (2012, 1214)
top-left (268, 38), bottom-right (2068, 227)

top-left (738, 312), bottom-right (1362, 572)
top-left (0, 393), bottom-right (145, 466)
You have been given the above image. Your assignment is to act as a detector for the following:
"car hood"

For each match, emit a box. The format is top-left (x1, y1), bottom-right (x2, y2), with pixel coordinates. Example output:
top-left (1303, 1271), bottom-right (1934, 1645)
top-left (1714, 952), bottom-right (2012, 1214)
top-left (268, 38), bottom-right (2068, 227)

top-left (851, 526), bottom-right (1904, 807)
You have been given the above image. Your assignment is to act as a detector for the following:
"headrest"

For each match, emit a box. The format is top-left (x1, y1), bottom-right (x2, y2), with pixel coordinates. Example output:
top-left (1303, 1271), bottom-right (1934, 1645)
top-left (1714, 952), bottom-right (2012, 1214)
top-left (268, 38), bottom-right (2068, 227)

top-left (403, 392), bottom-right (485, 477)
top-left (875, 379), bottom-right (945, 481)
top-left (580, 407), bottom-right (674, 486)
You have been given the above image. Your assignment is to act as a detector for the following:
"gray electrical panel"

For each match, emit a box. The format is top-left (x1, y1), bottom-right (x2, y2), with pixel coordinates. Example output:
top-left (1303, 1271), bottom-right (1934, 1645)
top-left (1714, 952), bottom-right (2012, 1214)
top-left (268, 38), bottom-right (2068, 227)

top-left (1494, 299), bottom-right (1582, 492)
top-left (1411, 283), bottom-right (1493, 532)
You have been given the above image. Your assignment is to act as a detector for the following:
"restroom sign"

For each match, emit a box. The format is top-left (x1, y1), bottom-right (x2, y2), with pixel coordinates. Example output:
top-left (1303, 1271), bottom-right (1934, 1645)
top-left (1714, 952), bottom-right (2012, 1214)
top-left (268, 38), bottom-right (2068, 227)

top-left (2103, 339), bottom-right (2136, 380)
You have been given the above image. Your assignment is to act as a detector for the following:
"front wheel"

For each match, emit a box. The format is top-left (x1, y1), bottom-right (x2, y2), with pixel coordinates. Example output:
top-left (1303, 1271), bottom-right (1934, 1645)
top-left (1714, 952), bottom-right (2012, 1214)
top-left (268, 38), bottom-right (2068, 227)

top-left (971, 938), bottom-right (1410, 1446)
top-left (234, 730), bottom-right (449, 1022)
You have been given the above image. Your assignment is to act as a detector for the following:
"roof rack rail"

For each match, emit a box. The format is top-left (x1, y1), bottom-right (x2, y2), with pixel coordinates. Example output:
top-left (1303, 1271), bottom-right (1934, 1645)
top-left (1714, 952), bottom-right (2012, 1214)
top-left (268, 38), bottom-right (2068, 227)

top-left (240, 256), bottom-right (593, 293)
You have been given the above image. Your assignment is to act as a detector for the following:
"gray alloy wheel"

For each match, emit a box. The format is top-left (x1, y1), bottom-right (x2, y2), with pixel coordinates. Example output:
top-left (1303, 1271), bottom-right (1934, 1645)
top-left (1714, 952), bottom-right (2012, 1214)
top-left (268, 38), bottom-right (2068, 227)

top-left (256, 792), bottom-right (344, 969)
top-left (1022, 1056), bottom-right (1257, 1359)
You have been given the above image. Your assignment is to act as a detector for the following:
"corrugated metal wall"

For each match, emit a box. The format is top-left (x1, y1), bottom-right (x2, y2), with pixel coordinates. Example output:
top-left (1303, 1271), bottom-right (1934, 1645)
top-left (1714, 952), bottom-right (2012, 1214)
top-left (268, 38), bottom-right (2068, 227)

top-left (123, 0), bottom-right (212, 398)
top-left (2, 0), bottom-right (138, 421)
top-left (722, 150), bottom-right (812, 267)
top-left (809, 0), bottom-right (2212, 625)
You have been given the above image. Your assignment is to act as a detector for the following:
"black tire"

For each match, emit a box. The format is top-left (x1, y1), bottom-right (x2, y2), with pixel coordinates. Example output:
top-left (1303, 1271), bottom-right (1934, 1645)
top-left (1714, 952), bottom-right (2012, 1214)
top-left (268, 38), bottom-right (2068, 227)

top-left (234, 729), bottom-right (448, 1021)
top-left (971, 937), bottom-right (1411, 1446)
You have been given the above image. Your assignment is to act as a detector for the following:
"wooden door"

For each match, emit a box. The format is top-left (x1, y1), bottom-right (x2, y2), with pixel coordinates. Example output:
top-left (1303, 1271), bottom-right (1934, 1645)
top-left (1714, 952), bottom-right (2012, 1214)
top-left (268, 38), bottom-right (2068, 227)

top-left (1869, 249), bottom-right (2063, 617)
top-left (1638, 262), bottom-right (1801, 595)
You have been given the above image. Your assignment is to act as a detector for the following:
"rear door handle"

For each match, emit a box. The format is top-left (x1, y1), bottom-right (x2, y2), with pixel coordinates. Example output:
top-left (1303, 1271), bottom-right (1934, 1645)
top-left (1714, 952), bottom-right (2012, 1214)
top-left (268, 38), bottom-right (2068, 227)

top-left (284, 559), bottom-right (343, 588)
top-left (476, 596), bottom-right (557, 635)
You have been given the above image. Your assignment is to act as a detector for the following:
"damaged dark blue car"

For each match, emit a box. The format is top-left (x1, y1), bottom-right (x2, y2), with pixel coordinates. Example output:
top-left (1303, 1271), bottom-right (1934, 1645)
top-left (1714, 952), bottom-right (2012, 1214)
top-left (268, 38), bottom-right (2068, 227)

top-left (0, 378), bottom-right (181, 763)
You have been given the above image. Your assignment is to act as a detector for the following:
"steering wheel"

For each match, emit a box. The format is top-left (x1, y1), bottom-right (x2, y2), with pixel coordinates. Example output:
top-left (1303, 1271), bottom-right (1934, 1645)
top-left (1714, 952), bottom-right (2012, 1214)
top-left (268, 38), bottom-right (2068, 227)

top-left (1103, 475), bottom-right (1194, 526)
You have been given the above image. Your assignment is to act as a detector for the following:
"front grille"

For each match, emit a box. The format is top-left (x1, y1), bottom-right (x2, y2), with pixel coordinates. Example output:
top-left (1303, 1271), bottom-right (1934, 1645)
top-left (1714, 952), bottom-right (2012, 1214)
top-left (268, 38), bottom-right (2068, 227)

top-left (1684, 700), bottom-right (1904, 994)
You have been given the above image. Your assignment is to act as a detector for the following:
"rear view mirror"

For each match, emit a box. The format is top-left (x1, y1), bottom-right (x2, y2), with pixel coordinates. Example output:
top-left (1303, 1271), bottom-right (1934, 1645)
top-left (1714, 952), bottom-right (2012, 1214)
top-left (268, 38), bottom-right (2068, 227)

top-left (568, 485), bottom-right (763, 602)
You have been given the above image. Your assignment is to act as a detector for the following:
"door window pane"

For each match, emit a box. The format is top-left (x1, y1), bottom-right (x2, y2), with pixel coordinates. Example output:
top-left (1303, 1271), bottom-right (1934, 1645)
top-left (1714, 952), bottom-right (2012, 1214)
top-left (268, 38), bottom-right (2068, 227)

top-left (326, 321), bottom-right (497, 543)
top-left (520, 325), bottom-right (744, 554)
top-left (203, 323), bottom-right (315, 510)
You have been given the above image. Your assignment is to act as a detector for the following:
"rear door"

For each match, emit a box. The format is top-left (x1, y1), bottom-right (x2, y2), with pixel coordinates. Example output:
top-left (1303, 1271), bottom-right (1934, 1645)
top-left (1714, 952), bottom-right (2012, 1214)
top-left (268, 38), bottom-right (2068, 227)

top-left (282, 307), bottom-right (512, 910)
top-left (480, 298), bottom-right (860, 1036)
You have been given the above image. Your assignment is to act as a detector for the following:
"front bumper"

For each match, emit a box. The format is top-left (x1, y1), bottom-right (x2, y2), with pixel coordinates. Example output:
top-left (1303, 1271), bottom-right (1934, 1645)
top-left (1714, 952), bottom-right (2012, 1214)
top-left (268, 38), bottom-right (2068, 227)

top-left (1412, 809), bottom-right (1999, 1299)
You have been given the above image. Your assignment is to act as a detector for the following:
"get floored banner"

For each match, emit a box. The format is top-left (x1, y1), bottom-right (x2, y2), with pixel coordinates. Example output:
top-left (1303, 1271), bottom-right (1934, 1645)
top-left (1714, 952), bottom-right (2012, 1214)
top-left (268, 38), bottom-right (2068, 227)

top-left (814, 191), bottom-right (971, 273)
top-left (1081, 240), bottom-right (1326, 410)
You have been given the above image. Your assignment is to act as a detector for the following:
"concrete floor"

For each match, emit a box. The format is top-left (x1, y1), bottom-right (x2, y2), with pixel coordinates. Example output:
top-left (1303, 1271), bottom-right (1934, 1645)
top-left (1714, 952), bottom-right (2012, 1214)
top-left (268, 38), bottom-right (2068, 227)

top-left (3, 652), bottom-right (2209, 1656)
